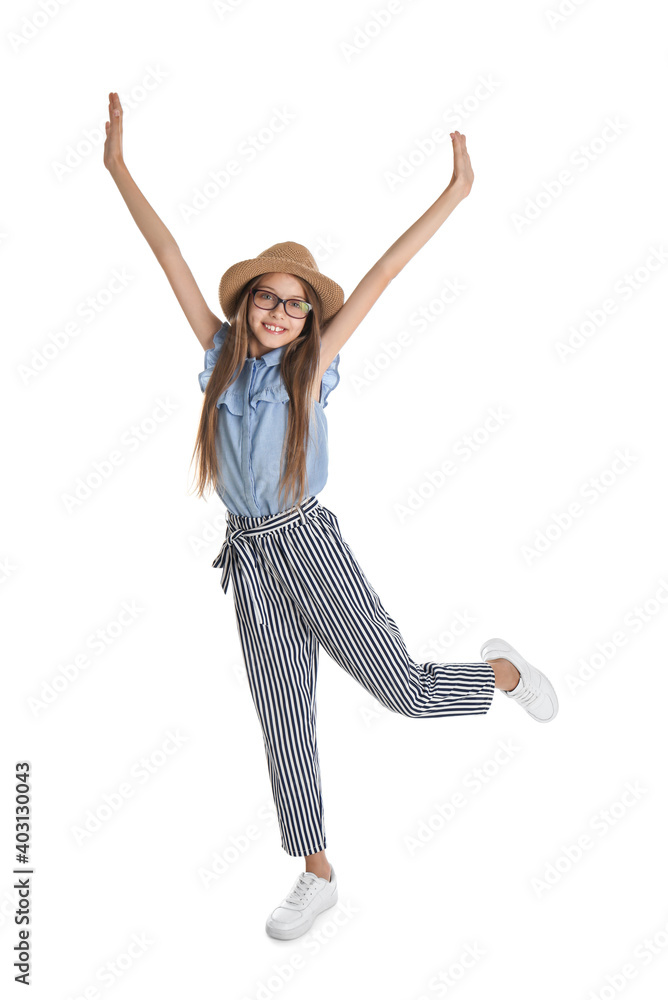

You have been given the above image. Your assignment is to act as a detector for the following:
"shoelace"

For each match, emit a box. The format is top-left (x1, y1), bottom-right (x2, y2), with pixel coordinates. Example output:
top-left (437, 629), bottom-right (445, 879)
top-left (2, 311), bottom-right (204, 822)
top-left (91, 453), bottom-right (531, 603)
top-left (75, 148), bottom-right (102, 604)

top-left (509, 676), bottom-right (540, 707)
top-left (285, 873), bottom-right (318, 906)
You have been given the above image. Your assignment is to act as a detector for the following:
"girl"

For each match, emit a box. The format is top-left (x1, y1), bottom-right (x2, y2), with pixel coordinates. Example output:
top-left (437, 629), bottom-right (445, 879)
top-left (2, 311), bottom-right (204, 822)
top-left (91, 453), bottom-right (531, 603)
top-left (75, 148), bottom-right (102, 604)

top-left (104, 91), bottom-right (558, 941)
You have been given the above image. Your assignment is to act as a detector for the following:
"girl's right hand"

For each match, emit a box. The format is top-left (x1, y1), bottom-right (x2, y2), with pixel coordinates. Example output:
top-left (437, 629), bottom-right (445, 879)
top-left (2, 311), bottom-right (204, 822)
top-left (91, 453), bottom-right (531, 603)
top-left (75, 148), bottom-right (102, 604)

top-left (104, 92), bottom-right (125, 171)
top-left (447, 131), bottom-right (474, 198)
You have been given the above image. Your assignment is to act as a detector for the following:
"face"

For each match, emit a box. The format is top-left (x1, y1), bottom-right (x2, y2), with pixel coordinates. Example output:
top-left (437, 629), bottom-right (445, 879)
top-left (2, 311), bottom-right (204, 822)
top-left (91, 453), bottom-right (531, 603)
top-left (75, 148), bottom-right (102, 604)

top-left (247, 272), bottom-right (310, 356)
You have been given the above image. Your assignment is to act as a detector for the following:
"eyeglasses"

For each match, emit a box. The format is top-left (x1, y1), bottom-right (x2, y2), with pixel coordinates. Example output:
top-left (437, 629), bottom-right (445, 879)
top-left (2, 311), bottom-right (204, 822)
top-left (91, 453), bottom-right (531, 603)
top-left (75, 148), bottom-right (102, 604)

top-left (251, 288), bottom-right (313, 320)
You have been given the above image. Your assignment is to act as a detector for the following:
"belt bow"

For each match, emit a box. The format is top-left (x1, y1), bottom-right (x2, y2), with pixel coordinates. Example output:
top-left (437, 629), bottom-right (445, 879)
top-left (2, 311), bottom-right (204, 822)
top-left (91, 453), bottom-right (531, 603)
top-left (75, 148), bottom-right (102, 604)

top-left (212, 526), bottom-right (269, 627)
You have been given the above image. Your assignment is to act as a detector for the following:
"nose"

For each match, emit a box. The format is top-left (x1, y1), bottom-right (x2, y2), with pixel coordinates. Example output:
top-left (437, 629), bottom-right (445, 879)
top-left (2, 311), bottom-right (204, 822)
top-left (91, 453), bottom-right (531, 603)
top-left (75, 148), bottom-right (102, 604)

top-left (268, 305), bottom-right (288, 324)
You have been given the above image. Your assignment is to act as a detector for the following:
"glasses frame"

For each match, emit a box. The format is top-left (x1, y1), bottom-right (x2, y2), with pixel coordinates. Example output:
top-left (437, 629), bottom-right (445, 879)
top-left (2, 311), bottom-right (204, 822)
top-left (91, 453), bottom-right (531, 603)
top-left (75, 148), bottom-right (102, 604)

top-left (251, 287), bottom-right (313, 320)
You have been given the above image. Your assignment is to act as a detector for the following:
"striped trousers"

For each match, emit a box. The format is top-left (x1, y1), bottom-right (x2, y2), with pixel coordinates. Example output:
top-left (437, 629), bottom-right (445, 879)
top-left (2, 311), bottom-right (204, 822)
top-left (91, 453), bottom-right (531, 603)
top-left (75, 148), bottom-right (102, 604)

top-left (213, 495), bottom-right (496, 858)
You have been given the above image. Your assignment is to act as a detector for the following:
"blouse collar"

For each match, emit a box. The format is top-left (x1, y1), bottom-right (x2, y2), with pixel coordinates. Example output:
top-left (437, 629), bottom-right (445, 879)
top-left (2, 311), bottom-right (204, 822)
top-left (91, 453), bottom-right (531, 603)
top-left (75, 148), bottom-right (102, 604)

top-left (247, 343), bottom-right (286, 367)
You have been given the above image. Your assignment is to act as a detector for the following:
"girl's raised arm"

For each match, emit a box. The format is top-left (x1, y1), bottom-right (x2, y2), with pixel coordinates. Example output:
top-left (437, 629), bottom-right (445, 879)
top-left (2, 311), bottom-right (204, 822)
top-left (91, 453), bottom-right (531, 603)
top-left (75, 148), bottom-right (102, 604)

top-left (103, 92), bottom-right (222, 351)
top-left (318, 131), bottom-right (474, 376)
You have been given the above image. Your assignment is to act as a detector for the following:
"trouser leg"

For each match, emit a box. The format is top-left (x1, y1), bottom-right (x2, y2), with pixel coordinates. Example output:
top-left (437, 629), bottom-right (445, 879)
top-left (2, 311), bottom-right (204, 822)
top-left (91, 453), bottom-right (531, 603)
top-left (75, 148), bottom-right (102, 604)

top-left (255, 505), bottom-right (496, 719)
top-left (229, 547), bottom-right (326, 858)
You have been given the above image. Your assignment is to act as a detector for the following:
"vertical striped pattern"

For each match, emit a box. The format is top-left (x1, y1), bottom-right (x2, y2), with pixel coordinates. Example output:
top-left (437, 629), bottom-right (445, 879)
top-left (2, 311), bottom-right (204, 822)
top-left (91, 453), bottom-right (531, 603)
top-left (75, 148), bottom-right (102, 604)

top-left (220, 496), bottom-right (496, 857)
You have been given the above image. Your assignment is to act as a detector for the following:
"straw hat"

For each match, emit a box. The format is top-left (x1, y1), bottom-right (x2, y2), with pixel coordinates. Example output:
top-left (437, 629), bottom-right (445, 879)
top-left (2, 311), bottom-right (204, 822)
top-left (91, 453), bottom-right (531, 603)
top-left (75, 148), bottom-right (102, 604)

top-left (218, 241), bottom-right (344, 325)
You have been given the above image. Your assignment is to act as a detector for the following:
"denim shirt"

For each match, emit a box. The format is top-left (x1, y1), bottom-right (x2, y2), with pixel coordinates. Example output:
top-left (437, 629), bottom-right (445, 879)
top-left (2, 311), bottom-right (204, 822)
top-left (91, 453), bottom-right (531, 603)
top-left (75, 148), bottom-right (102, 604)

top-left (198, 322), bottom-right (341, 516)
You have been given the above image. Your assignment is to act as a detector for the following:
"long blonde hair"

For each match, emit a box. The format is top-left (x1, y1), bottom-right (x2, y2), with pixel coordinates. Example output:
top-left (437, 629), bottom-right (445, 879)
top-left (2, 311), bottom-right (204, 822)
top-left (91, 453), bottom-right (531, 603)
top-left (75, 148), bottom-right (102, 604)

top-left (188, 272), bottom-right (326, 512)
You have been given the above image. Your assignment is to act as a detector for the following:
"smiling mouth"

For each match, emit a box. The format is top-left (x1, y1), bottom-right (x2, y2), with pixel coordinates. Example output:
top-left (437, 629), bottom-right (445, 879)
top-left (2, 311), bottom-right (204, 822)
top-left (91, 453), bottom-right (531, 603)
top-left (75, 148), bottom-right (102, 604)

top-left (262, 322), bottom-right (286, 334)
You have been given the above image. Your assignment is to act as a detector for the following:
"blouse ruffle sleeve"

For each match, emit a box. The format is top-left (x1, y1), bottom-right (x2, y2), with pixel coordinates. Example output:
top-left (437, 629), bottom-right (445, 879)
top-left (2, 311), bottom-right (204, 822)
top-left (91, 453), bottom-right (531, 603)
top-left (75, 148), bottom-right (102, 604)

top-left (198, 322), bottom-right (230, 393)
top-left (320, 352), bottom-right (341, 408)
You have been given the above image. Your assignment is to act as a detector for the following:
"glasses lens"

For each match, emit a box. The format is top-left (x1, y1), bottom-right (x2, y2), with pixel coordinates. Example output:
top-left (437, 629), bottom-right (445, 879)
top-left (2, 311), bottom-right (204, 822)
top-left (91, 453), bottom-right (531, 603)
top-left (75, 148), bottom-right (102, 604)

top-left (285, 299), bottom-right (310, 319)
top-left (254, 290), bottom-right (278, 309)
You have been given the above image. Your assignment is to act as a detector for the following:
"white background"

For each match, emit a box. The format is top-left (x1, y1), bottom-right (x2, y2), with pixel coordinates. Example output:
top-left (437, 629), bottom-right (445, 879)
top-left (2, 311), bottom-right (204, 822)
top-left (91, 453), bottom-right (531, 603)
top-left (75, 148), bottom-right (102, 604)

top-left (3, 0), bottom-right (668, 997)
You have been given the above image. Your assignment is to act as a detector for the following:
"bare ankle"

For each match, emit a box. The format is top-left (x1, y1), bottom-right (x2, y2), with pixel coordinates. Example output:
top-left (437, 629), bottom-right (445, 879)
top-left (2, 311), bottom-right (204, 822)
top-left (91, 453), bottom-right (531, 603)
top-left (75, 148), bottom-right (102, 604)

top-left (304, 850), bottom-right (331, 881)
top-left (487, 657), bottom-right (520, 691)
top-left (306, 864), bottom-right (331, 881)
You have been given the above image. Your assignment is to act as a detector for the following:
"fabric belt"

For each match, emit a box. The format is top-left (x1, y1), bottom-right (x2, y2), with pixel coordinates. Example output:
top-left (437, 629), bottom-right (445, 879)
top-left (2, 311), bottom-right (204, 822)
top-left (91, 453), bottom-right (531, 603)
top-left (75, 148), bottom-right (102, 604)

top-left (211, 495), bottom-right (321, 627)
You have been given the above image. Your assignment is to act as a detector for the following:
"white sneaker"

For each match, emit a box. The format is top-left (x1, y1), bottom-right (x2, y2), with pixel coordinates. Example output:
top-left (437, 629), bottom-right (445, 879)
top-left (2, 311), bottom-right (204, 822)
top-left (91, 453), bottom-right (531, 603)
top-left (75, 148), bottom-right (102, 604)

top-left (481, 637), bottom-right (559, 723)
top-left (265, 865), bottom-right (338, 940)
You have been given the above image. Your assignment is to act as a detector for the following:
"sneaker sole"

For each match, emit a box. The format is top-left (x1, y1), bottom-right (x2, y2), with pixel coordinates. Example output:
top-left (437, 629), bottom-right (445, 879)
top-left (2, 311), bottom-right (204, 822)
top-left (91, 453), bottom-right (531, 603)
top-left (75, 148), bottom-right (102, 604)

top-left (265, 886), bottom-right (339, 940)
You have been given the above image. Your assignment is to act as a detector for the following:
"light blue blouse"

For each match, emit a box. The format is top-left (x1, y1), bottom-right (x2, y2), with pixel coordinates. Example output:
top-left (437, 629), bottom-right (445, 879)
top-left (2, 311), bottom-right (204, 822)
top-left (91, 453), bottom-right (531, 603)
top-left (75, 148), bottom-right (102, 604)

top-left (198, 322), bottom-right (341, 516)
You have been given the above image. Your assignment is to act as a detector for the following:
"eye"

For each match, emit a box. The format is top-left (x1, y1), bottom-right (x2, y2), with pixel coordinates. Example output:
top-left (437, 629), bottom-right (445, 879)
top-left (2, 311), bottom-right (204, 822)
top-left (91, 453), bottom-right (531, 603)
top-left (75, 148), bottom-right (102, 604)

top-left (289, 300), bottom-right (308, 312)
top-left (258, 292), bottom-right (273, 301)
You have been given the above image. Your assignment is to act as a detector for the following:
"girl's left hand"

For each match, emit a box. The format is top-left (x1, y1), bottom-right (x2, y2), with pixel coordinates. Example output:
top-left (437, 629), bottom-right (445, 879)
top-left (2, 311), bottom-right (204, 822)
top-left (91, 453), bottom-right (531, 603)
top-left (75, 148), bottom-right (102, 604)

top-left (104, 92), bottom-right (125, 172)
top-left (448, 131), bottom-right (474, 197)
